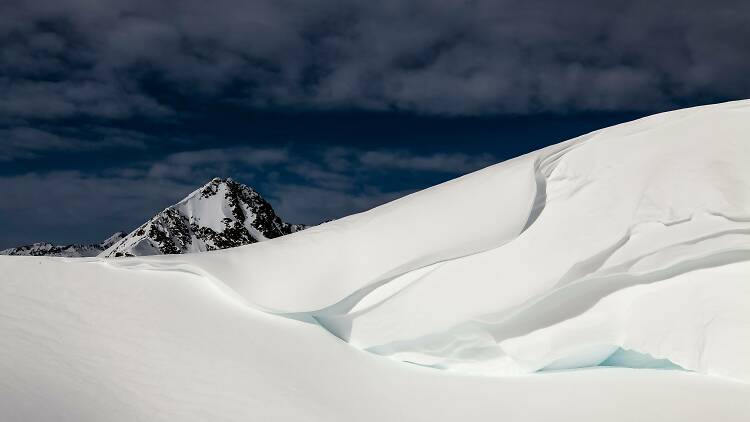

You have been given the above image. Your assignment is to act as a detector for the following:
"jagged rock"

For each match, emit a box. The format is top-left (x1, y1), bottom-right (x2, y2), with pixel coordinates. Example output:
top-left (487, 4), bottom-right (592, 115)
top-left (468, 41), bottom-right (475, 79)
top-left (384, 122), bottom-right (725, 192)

top-left (101, 178), bottom-right (304, 257)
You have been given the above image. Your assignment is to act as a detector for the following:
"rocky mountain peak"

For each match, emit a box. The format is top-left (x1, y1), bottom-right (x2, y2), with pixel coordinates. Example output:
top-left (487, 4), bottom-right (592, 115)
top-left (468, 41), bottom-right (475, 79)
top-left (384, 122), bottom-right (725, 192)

top-left (101, 178), bottom-right (304, 257)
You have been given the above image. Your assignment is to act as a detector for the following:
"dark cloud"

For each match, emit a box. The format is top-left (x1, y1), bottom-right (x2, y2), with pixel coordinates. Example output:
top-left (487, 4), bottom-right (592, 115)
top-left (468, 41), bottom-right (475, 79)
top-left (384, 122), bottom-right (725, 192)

top-left (145, 147), bottom-right (290, 180)
top-left (358, 150), bottom-right (496, 173)
top-left (2, 0), bottom-right (748, 247)
top-left (0, 125), bottom-right (150, 161)
top-left (270, 184), bottom-right (412, 227)
top-left (1, 0), bottom-right (748, 120)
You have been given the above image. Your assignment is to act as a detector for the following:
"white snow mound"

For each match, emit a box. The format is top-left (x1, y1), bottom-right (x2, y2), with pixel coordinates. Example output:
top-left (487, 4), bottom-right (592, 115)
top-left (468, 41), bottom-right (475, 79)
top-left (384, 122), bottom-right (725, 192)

top-left (180, 99), bottom-right (750, 381)
top-left (1, 100), bottom-right (750, 421)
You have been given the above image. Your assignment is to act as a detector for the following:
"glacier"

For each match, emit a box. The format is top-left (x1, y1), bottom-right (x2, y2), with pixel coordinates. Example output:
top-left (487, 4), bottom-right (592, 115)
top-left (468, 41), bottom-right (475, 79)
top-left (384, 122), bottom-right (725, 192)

top-left (1, 100), bottom-right (749, 421)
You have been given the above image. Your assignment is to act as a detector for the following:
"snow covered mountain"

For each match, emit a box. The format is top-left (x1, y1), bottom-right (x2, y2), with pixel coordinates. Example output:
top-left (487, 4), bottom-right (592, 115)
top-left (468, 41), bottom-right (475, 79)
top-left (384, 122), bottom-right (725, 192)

top-left (101, 178), bottom-right (304, 257)
top-left (0, 232), bottom-right (125, 257)
top-left (1, 100), bottom-right (750, 421)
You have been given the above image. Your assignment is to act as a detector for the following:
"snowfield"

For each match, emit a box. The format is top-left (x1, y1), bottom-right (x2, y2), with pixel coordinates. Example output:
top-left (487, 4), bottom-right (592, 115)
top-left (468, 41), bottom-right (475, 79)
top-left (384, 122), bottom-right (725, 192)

top-left (2, 100), bottom-right (750, 421)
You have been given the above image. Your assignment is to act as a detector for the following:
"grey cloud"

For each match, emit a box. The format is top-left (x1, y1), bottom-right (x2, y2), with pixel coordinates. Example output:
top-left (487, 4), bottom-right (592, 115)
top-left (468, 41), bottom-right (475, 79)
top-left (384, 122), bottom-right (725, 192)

top-left (1, 0), bottom-right (748, 120)
top-left (269, 184), bottom-right (413, 224)
top-left (146, 147), bottom-right (289, 180)
top-left (285, 147), bottom-right (497, 193)
top-left (0, 125), bottom-right (150, 161)
top-left (1, 127), bottom-right (75, 161)
top-left (0, 78), bottom-right (174, 120)
top-left (358, 150), bottom-right (497, 173)
top-left (285, 161), bottom-right (355, 191)
top-left (140, 146), bottom-right (490, 187)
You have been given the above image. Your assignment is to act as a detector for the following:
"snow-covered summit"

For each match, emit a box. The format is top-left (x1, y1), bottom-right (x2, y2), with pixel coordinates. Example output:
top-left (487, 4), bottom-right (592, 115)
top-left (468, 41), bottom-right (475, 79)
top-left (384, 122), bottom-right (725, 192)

top-left (0, 232), bottom-right (125, 257)
top-left (101, 178), bottom-right (304, 257)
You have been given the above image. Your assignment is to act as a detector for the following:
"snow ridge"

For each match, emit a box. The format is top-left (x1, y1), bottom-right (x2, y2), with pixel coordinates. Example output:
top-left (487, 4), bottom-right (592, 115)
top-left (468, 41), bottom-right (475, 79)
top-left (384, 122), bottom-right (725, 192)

top-left (171, 99), bottom-right (750, 382)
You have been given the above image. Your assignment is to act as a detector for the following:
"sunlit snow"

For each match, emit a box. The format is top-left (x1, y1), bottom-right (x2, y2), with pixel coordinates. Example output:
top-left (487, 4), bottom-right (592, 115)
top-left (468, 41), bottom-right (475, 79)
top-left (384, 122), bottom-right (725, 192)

top-left (2, 100), bottom-right (749, 421)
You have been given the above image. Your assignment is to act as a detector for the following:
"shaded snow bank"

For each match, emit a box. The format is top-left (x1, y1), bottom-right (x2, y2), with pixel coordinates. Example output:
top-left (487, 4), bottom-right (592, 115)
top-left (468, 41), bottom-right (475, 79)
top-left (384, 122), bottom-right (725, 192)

top-left (2, 255), bottom-right (748, 421)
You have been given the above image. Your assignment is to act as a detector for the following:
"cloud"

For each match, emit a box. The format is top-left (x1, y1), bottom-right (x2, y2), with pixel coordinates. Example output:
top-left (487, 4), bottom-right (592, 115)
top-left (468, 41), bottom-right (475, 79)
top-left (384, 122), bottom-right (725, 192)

top-left (269, 184), bottom-right (413, 224)
top-left (146, 147), bottom-right (290, 180)
top-left (281, 147), bottom-right (497, 202)
top-left (0, 171), bottom-right (195, 247)
top-left (0, 145), bottom-right (498, 247)
top-left (285, 161), bottom-right (355, 191)
top-left (0, 78), bottom-right (173, 120)
top-left (0, 0), bottom-right (748, 120)
top-left (358, 150), bottom-right (496, 173)
top-left (0, 125), bottom-right (150, 161)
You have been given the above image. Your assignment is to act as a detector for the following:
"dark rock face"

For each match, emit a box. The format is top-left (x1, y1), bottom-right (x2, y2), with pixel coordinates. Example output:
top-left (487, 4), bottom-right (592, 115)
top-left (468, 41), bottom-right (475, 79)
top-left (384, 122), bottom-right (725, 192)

top-left (0, 232), bottom-right (126, 257)
top-left (102, 178), bottom-right (305, 257)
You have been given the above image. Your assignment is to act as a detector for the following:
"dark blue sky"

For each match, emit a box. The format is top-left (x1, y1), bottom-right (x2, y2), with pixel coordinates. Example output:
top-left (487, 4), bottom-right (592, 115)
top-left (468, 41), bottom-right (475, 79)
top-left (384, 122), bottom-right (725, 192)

top-left (1, 109), bottom-right (647, 248)
top-left (1, 0), bottom-right (749, 248)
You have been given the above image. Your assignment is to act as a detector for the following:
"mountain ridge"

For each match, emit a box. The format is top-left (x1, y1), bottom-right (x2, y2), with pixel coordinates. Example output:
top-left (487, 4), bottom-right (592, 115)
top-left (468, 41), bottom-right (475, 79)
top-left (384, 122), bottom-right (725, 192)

top-left (0, 232), bottom-right (126, 257)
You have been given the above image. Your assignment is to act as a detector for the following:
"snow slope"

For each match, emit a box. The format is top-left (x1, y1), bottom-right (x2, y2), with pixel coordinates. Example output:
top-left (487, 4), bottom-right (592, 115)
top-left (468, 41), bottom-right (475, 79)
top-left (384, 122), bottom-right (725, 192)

top-left (1, 100), bottom-right (749, 421)
top-left (181, 99), bottom-right (750, 380)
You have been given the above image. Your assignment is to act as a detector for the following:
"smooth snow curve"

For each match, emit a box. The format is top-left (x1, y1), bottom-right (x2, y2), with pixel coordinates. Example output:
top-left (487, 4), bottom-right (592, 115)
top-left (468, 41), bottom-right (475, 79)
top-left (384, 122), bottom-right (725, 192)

top-left (178, 99), bottom-right (750, 381)
top-left (1, 100), bottom-right (750, 421)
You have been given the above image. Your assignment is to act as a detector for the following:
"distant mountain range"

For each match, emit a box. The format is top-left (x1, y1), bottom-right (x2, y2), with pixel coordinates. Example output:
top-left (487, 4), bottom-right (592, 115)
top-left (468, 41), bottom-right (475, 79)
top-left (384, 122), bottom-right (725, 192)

top-left (1, 178), bottom-right (306, 258)
top-left (1, 232), bottom-right (126, 257)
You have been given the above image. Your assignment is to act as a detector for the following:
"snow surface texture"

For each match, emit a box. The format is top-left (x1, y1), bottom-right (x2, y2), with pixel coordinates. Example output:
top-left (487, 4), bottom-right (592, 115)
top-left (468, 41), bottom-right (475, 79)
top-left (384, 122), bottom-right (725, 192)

top-left (0, 232), bottom-right (124, 257)
top-left (1, 100), bottom-right (750, 421)
top-left (101, 178), bottom-right (305, 257)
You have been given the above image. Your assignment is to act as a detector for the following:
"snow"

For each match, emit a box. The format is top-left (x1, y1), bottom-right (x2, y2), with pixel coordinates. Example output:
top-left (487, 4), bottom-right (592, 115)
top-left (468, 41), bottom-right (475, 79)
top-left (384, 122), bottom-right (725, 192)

top-left (175, 180), bottom-right (230, 234)
top-left (2, 99), bottom-right (750, 420)
top-left (2, 256), bottom-right (749, 421)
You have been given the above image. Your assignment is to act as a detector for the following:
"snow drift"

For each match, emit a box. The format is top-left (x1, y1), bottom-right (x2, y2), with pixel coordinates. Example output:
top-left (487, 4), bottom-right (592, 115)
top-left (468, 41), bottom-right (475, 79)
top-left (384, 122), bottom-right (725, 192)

top-left (1, 100), bottom-right (749, 421)
top-left (180, 99), bottom-right (750, 381)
